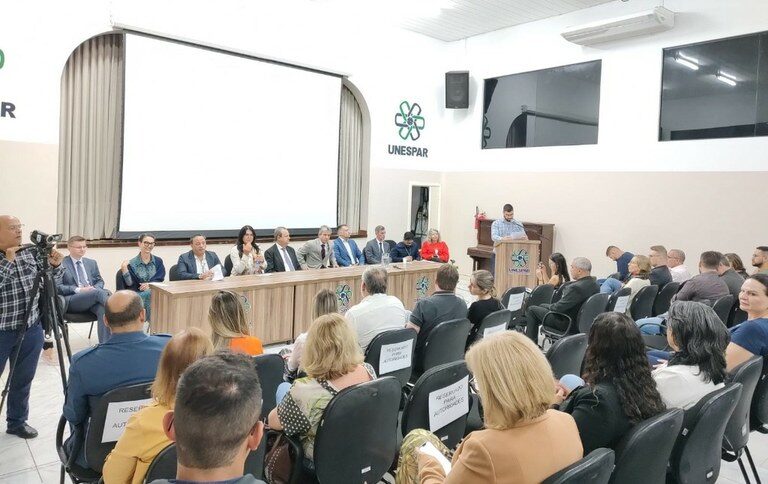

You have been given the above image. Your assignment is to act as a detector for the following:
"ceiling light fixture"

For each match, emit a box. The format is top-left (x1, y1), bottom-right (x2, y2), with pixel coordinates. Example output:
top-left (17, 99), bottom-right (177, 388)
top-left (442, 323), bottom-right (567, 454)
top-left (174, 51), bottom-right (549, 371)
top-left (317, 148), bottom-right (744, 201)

top-left (716, 71), bottom-right (737, 86)
top-left (675, 52), bottom-right (699, 70)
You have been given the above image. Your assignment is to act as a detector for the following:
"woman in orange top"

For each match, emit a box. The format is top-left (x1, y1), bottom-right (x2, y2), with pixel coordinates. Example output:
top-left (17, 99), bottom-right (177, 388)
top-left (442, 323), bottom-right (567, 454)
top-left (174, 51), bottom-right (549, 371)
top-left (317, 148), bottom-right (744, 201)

top-left (420, 228), bottom-right (449, 263)
top-left (209, 290), bottom-right (264, 355)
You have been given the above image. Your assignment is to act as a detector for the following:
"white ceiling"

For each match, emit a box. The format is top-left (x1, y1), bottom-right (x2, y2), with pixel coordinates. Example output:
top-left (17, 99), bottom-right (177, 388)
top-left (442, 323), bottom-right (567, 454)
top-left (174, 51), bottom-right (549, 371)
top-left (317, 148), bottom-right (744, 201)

top-left (399, 0), bottom-right (616, 42)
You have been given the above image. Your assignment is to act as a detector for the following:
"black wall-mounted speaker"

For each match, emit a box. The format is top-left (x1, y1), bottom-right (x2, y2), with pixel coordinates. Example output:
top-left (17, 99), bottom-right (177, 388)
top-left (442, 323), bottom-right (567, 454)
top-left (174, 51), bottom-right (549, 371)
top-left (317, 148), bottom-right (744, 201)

top-left (445, 71), bottom-right (469, 109)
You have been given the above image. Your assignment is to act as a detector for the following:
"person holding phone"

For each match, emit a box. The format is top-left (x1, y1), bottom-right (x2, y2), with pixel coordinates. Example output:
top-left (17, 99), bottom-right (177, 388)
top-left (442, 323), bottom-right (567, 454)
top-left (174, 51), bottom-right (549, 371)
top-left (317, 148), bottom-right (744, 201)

top-left (535, 252), bottom-right (570, 288)
top-left (229, 225), bottom-right (265, 276)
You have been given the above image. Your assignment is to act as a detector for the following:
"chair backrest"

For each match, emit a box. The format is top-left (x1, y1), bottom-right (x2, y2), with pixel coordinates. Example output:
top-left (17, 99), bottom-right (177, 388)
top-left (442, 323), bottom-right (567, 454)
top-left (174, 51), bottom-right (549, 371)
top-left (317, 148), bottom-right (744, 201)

top-left (419, 318), bottom-right (470, 375)
top-left (402, 361), bottom-right (471, 450)
top-left (115, 269), bottom-right (127, 291)
top-left (609, 408), bottom-right (684, 484)
top-left (577, 293), bottom-right (610, 334)
top-left (723, 355), bottom-right (763, 453)
top-left (527, 284), bottom-right (555, 309)
top-left (629, 285), bottom-right (658, 320)
top-left (84, 382), bottom-right (153, 473)
top-left (606, 287), bottom-right (631, 313)
top-left (314, 377), bottom-right (401, 484)
top-left (224, 255), bottom-right (233, 277)
top-left (730, 306), bottom-right (749, 327)
top-left (652, 281), bottom-right (680, 316)
top-left (751, 357), bottom-right (768, 432)
top-left (364, 328), bottom-right (417, 388)
top-left (253, 353), bottom-right (285, 420)
top-left (476, 309), bottom-right (512, 340)
top-left (712, 295), bottom-right (735, 326)
top-left (144, 444), bottom-right (177, 483)
top-left (385, 239), bottom-right (397, 250)
top-left (168, 264), bottom-right (181, 281)
top-left (501, 285), bottom-right (527, 317)
top-left (670, 383), bottom-right (742, 484)
top-left (542, 448), bottom-right (615, 484)
top-left (546, 333), bottom-right (588, 379)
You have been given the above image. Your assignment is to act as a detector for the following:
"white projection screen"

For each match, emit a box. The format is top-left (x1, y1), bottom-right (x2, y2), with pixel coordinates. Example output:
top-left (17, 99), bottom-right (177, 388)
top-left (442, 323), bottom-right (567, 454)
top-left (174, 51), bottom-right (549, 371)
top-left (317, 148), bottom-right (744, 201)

top-left (119, 34), bottom-right (342, 238)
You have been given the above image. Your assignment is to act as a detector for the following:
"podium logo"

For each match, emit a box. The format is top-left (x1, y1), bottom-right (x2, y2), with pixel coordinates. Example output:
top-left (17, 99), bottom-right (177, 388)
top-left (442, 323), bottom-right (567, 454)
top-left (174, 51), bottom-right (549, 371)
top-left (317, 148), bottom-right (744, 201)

top-left (509, 249), bottom-right (531, 275)
top-left (395, 101), bottom-right (425, 141)
top-left (416, 276), bottom-right (430, 299)
top-left (336, 283), bottom-right (352, 313)
top-left (0, 48), bottom-right (4, 69)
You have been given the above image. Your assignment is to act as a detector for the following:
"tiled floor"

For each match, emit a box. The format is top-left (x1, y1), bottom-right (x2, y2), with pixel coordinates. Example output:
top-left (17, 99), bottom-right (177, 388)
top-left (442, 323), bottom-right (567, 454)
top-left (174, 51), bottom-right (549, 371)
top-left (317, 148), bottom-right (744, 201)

top-left (0, 277), bottom-right (764, 482)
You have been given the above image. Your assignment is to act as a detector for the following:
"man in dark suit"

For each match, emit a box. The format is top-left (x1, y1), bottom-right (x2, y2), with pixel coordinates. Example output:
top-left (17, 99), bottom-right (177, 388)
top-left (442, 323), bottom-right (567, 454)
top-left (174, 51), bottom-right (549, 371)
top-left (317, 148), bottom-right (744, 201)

top-left (525, 257), bottom-right (600, 344)
top-left (177, 234), bottom-right (223, 281)
top-left (264, 227), bottom-right (301, 273)
top-left (57, 236), bottom-right (111, 343)
top-left (333, 224), bottom-right (364, 266)
top-left (363, 225), bottom-right (390, 265)
top-left (649, 245), bottom-right (673, 289)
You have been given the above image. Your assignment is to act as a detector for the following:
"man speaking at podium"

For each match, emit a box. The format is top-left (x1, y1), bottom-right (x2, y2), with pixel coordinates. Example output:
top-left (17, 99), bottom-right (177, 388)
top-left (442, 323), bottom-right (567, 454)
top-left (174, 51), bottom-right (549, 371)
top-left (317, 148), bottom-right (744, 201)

top-left (490, 203), bottom-right (528, 275)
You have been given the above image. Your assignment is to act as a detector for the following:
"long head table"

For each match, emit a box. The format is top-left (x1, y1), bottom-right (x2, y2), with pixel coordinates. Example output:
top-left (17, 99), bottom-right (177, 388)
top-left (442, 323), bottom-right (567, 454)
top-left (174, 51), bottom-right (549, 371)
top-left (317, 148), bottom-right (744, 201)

top-left (150, 261), bottom-right (441, 345)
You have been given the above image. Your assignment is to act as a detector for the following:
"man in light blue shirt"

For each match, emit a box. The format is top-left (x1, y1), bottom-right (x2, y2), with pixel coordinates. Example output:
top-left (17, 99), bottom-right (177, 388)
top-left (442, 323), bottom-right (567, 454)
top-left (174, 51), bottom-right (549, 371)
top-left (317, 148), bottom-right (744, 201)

top-left (490, 203), bottom-right (527, 274)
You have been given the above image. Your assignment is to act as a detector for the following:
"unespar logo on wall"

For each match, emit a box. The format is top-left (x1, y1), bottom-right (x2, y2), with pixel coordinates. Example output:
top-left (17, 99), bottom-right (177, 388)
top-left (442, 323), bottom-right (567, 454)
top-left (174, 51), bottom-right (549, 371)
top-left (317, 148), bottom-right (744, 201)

top-left (387, 100), bottom-right (428, 158)
top-left (0, 48), bottom-right (18, 119)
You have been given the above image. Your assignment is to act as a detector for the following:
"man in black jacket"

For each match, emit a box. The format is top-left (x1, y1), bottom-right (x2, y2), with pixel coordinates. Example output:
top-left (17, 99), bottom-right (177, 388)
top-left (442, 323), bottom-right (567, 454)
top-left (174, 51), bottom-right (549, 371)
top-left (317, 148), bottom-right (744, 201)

top-left (525, 257), bottom-right (600, 344)
top-left (648, 245), bottom-right (672, 289)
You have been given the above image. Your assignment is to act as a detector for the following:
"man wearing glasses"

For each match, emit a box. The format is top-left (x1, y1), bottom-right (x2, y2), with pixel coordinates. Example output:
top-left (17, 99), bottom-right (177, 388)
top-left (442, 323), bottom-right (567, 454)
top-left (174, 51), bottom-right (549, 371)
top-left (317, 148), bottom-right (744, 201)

top-left (667, 248), bottom-right (692, 283)
top-left (58, 235), bottom-right (111, 343)
top-left (0, 215), bottom-right (65, 439)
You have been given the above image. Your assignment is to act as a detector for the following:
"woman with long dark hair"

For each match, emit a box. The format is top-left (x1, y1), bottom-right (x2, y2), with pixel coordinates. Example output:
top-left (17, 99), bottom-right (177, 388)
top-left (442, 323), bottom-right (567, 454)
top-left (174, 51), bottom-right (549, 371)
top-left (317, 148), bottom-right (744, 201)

top-left (536, 252), bottom-right (570, 288)
top-left (725, 253), bottom-right (749, 279)
top-left (556, 312), bottom-right (665, 454)
top-left (727, 274), bottom-right (768, 370)
top-left (229, 225), bottom-right (266, 275)
top-left (652, 301), bottom-right (728, 409)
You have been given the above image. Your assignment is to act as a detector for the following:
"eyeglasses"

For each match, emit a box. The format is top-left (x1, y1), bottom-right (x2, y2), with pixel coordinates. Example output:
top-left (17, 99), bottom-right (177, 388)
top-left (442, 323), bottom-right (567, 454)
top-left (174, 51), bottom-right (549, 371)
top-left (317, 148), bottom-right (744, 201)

top-left (142, 241), bottom-right (156, 246)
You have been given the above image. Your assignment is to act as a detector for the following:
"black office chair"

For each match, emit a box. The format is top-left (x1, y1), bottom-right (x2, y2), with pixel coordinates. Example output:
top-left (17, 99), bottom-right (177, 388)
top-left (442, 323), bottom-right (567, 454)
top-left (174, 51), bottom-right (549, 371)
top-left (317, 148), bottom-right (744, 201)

top-left (722, 356), bottom-right (764, 483)
top-left (542, 448), bottom-right (615, 484)
top-left (385, 239), bottom-right (397, 251)
top-left (731, 305), bottom-right (749, 327)
top-left (750, 357), bottom-right (768, 434)
top-left (609, 408), bottom-right (684, 484)
top-left (411, 318), bottom-right (470, 382)
top-left (501, 285), bottom-right (526, 310)
top-left (629, 285), bottom-right (658, 321)
top-left (668, 383), bottom-right (742, 484)
top-left (56, 382), bottom-right (153, 483)
top-left (528, 283), bottom-right (555, 307)
top-left (144, 444), bottom-right (177, 482)
top-left (474, 309), bottom-right (512, 340)
top-left (115, 269), bottom-right (127, 290)
top-left (253, 353), bottom-right (285, 421)
top-left (606, 287), bottom-right (631, 313)
top-left (541, 292), bottom-right (609, 342)
top-left (364, 328), bottom-right (417, 388)
top-left (712, 295), bottom-right (735, 326)
top-left (224, 255), bottom-right (233, 277)
top-left (652, 281), bottom-right (680, 316)
top-left (501, 286), bottom-right (527, 328)
top-left (168, 264), bottom-right (181, 281)
top-left (546, 333), bottom-right (588, 380)
top-left (402, 361), bottom-right (470, 450)
top-left (64, 310), bottom-right (99, 340)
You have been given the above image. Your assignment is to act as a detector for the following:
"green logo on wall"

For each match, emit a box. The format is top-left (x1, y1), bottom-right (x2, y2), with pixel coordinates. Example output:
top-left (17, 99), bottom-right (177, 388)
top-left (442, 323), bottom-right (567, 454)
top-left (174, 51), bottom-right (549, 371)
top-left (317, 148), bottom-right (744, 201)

top-left (0, 49), bottom-right (5, 70)
top-left (395, 101), bottom-right (425, 141)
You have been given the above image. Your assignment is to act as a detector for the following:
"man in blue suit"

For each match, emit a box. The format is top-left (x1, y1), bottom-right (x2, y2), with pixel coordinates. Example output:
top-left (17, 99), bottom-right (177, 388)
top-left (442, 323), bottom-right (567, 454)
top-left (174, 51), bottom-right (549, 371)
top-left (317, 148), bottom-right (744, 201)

top-left (177, 234), bottom-right (223, 280)
top-left (333, 224), bottom-right (364, 267)
top-left (58, 236), bottom-right (111, 343)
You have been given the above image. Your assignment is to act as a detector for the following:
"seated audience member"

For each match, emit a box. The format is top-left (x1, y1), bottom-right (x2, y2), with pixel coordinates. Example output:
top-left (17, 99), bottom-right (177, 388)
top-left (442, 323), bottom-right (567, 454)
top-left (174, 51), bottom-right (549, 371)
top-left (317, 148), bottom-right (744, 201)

top-left (406, 264), bottom-right (468, 373)
top-left (466, 270), bottom-right (504, 349)
top-left (209, 290), bottom-right (263, 356)
top-left (726, 252), bottom-right (749, 279)
top-left (420, 228), bottom-right (449, 263)
top-left (391, 231), bottom-right (421, 263)
top-left (649, 301), bottom-right (728, 410)
top-left (177, 234), bottom-right (223, 281)
top-left (268, 314), bottom-right (375, 464)
top-left (674, 251), bottom-right (730, 304)
top-left (648, 245), bottom-right (673, 288)
top-left (536, 252), bottom-right (570, 288)
top-left (718, 254), bottom-right (746, 299)
top-left (120, 233), bottom-right (165, 322)
top-left (264, 227), bottom-right (301, 273)
top-left (364, 225), bottom-right (390, 265)
top-left (600, 255), bottom-right (651, 314)
top-left (103, 328), bottom-right (213, 484)
top-left (58, 235), bottom-right (111, 342)
top-left (297, 225), bottom-right (337, 270)
top-left (287, 289), bottom-right (338, 378)
top-left (726, 274), bottom-right (768, 371)
top-left (345, 267), bottom-right (409, 351)
top-left (605, 246), bottom-right (634, 281)
top-left (155, 353), bottom-right (265, 484)
top-left (556, 312), bottom-right (665, 454)
top-left (397, 332), bottom-right (582, 484)
top-left (229, 225), bottom-right (266, 276)
top-left (333, 224), bottom-right (364, 266)
top-left (525, 257), bottom-right (599, 343)
top-left (752, 246), bottom-right (768, 275)
top-left (64, 291), bottom-right (170, 468)
top-left (668, 248), bottom-right (692, 283)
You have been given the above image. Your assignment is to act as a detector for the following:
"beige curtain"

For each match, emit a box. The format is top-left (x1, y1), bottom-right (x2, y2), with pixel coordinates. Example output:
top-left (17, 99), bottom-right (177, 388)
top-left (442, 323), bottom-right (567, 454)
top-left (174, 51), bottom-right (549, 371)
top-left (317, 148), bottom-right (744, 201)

top-left (58, 34), bottom-right (124, 239)
top-left (338, 85), bottom-right (364, 233)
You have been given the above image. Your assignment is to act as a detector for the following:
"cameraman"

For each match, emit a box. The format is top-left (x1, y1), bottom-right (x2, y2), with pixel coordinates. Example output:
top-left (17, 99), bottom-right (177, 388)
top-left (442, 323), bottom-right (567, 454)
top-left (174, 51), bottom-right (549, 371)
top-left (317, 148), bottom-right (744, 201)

top-left (0, 215), bottom-right (64, 439)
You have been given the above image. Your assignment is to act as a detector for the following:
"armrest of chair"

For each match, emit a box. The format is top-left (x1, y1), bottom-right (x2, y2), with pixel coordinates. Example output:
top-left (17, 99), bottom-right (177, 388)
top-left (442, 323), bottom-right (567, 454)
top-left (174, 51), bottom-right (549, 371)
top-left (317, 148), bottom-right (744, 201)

top-left (56, 415), bottom-right (84, 468)
top-left (284, 433), bottom-right (306, 484)
top-left (541, 311), bottom-right (572, 334)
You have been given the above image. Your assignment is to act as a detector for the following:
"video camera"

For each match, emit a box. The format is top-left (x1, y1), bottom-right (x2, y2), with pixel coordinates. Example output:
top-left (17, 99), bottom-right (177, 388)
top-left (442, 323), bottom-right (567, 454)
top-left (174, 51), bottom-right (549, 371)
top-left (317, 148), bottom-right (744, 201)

top-left (29, 230), bottom-right (62, 250)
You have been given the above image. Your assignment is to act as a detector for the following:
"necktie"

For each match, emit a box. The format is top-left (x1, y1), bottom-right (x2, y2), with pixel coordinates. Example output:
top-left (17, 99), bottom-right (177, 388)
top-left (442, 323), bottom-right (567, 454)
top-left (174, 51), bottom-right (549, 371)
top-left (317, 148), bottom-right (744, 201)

top-left (321, 244), bottom-right (326, 267)
top-left (282, 248), bottom-right (294, 271)
top-left (76, 260), bottom-right (88, 287)
top-left (379, 242), bottom-right (383, 256)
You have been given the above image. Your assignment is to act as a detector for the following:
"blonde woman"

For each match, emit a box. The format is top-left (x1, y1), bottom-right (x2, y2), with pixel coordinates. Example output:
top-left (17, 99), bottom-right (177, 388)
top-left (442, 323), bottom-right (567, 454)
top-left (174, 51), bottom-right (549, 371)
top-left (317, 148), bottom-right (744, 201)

top-left (600, 255), bottom-right (652, 314)
top-left (466, 270), bottom-right (504, 349)
top-left (286, 289), bottom-right (339, 376)
top-left (268, 313), bottom-right (375, 463)
top-left (209, 290), bottom-right (264, 355)
top-left (103, 328), bottom-right (213, 484)
top-left (420, 229), bottom-right (450, 263)
top-left (396, 331), bottom-right (582, 484)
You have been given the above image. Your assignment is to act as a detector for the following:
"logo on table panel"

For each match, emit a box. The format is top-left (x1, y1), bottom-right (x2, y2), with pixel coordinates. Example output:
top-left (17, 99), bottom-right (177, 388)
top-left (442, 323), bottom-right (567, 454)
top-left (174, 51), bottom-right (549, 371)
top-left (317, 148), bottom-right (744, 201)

top-left (416, 276), bottom-right (430, 299)
top-left (509, 249), bottom-right (531, 275)
top-left (0, 48), bottom-right (5, 70)
top-left (336, 284), bottom-right (353, 313)
top-left (238, 293), bottom-right (252, 313)
top-left (395, 101), bottom-right (425, 141)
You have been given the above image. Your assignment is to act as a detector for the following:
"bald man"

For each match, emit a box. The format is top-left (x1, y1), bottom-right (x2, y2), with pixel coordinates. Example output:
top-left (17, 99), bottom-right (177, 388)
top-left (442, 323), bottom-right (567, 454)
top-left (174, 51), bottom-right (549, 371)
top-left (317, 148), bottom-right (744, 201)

top-left (63, 291), bottom-right (169, 467)
top-left (0, 215), bottom-right (64, 439)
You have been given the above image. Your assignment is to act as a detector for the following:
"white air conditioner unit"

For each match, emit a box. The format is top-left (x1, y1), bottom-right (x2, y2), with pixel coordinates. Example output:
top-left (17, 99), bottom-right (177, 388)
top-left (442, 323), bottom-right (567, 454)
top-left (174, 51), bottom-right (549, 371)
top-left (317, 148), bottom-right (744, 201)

top-left (561, 6), bottom-right (675, 46)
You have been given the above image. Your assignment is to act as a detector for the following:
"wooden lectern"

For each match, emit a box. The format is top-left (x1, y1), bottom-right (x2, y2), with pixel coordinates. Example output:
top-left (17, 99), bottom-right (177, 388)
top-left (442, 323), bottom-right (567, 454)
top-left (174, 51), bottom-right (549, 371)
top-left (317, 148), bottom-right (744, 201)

top-left (494, 239), bottom-right (540, 295)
